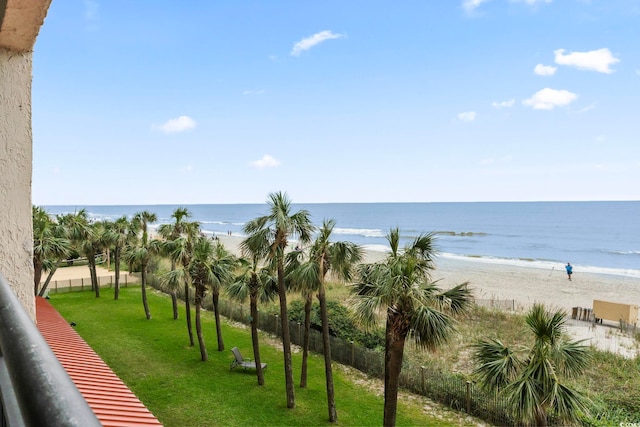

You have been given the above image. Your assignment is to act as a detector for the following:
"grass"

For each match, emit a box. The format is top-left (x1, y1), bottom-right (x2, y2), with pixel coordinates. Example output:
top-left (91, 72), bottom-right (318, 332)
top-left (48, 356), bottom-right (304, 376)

top-left (49, 286), bottom-right (480, 427)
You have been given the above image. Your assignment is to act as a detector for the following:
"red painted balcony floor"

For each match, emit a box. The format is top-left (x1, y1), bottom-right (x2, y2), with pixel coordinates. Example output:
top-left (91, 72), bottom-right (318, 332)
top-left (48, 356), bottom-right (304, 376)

top-left (36, 297), bottom-right (163, 427)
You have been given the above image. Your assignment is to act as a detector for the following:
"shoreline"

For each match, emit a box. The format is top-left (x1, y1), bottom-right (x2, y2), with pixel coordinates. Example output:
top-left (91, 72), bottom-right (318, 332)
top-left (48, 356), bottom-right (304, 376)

top-left (215, 234), bottom-right (640, 313)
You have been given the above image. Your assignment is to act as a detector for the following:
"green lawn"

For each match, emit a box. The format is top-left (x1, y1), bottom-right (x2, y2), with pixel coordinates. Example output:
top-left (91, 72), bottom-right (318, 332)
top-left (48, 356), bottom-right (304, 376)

top-left (49, 287), bottom-right (477, 427)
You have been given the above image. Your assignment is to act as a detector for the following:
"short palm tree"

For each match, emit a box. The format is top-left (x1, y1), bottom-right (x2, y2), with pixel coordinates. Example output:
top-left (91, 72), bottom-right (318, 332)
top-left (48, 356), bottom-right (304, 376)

top-left (102, 216), bottom-right (130, 300)
top-left (351, 228), bottom-right (472, 427)
top-left (33, 206), bottom-right (71, 296)
top-left (472, 304), bottom-right (591, 426)
top-left (59, 209), bottom-right (101, 296)
top-left (241, 191), bottom-right (315, 409)
top-left (290, 219), bottom-right (362, 422)
top-left (228, 252), bottom-right (278, 385)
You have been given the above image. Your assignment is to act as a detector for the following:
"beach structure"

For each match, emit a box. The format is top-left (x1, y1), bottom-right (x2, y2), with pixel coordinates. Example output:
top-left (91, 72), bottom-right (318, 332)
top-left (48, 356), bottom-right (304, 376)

top-left (593, 299), bottom-right (639, 328)
top-left (0, 3), bottom-right (160, 425)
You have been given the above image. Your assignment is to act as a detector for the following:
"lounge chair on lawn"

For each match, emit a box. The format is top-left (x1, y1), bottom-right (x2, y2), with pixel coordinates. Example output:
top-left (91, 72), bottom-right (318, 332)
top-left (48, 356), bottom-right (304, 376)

top-left (230, 347), bottom-right (267, 371)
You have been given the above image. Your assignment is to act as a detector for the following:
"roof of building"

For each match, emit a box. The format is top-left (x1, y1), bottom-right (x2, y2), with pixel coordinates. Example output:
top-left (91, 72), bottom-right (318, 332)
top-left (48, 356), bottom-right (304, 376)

top-left (36, 297), bottom-right (163, 427)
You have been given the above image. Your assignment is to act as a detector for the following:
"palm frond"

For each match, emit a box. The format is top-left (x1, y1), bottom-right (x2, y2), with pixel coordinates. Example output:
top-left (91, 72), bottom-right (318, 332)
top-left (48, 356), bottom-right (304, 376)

top-left (549, 339), bottom-right (591, 379)
top-left (472, 338), bottom-right (521, 391)
top-left (410, 305), bottom-right (456, 350)
top-left (436, 282), bottom-right (473, 315)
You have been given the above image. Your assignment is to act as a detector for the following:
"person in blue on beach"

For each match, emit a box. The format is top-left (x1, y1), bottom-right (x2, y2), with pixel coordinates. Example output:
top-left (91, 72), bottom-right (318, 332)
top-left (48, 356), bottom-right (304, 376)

top-left (565, 263), bottom-right (573, 281)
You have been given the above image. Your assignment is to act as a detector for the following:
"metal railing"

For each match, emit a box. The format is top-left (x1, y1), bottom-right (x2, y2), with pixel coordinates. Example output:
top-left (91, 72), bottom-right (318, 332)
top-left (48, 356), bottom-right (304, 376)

top-left (0, 273), bottom-right (101, 427)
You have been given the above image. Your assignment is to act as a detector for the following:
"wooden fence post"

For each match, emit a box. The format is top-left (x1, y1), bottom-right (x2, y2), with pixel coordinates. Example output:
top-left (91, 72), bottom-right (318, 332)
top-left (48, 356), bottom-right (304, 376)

top-left (466, 380), bottom-right (471, 414)
top-left (350, 341), bottom-right (354, 366)
top-left (421, 366), bottom-right (426, 394)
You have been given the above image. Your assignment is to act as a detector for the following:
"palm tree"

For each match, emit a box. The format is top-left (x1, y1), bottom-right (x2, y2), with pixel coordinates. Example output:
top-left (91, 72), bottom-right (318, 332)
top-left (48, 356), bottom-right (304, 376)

top-left (283, 249), bottom-right (313, 388)
top-left (290, 219), bottom-right (362, 422)
top-left (158, 207), bottom-right (197, 321)
top-left (160, 213), bottom-right (201, 345)
top-left (241, 191), bottom-right (315, 409)
top-left (58, 209), bottom-right (101, 296)
top-left (472, 304), bottom-right (591, 426)
top-left (228, 252), bottom-right (278, 385)
top-left (125, 210), bottom-right (158, 319)
top-left (102, 216), bottom-right (130, 300)
top-left (33, 206), bottom-right (71, 296)
top-left (187, 236), bottom-right (234, 361)
top-left (208, 242), bottom-right (236, 352)
top-left (351, 228), bottom-right (472, 427)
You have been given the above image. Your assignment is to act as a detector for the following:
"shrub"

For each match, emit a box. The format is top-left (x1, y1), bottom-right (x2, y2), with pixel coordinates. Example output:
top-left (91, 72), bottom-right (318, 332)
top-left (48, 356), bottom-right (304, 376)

top-left (288, 299), bottom-right (384, 350)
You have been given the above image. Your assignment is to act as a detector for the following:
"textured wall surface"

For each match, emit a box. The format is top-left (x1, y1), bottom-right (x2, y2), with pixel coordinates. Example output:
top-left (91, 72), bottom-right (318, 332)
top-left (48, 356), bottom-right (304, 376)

top-left (0, 47), bottom-right (35, 320)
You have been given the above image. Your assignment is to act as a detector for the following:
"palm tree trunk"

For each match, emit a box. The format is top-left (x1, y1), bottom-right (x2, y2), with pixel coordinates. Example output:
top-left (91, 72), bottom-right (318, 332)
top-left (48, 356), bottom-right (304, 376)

top-left (383, 314), bottom-right (406, 427)
top-left (277, 258), bottom-right (296, 409)
top-left (89, 256), bottom-right (99, 298)
top-left (300, 293), bottom-right (312, 388)
top-left (171, 291), bottom-right (179, 319)
top-left (38, 262), bottom-right (60, 297)
top-left (250, 290), bottom-right (265, 386)
top-left (195, 288), bottom-right (208, 361)
top-left (318, 284), bottom-right (337, 423)
top-left (141, 264), bottom-right (151, 319)
top-left (212, 291), bottom-right (224, 351)
top-left (184, 280), bottom-right (194, 346)
top-left (534, 409), bottom-right (548, 427)
top-left (114, 248), bottom-right (121, 300)
top-left (34, 258), bottom-right (43, 296)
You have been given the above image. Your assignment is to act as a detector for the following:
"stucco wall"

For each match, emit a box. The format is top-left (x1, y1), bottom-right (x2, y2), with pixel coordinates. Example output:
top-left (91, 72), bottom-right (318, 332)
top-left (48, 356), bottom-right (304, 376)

top-left (0, 47), bottom-right (35, 320)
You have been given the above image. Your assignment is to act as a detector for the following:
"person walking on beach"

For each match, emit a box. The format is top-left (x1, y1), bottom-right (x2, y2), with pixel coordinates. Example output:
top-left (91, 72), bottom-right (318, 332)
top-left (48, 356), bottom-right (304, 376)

top-left (565, 263), bottom-right (573, 281)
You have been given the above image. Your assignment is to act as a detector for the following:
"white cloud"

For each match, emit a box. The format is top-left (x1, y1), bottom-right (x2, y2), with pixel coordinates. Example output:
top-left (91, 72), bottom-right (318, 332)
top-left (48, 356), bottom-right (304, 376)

top-left (291, 31), bottom-right (343, 56)
top-left (462, 0), bottom-right (490, 13)
top-left (554, 48), bottom-right (620, 73)
top-left (534, 64), bottom-right (557, 76)
top-left (491, 99), bottom-right (515, 108)
top-left (523, 88), bottom-right (577, 110)
top-left (250, 154), bottom-right (281, 169)
top-left (458, 111), bottom-right (477, 122)
top-left (153, 116), bottom-right (196, 133)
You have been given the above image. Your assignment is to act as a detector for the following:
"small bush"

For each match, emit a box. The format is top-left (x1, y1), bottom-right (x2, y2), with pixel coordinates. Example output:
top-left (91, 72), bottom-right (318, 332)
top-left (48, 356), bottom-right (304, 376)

top-left (288, 300), bottom-right (385, 349)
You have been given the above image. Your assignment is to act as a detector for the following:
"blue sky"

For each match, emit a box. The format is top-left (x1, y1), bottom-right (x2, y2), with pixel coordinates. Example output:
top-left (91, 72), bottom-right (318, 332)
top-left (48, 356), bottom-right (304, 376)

top-left (32, 0), bottom-right (640, 205)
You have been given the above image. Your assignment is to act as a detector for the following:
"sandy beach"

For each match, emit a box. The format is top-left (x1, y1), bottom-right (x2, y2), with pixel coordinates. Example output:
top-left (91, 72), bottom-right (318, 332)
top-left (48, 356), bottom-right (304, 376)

top-left (214, 234), bottom-right (640, 312)
top-left (214, 234), bottom-right (640, 357)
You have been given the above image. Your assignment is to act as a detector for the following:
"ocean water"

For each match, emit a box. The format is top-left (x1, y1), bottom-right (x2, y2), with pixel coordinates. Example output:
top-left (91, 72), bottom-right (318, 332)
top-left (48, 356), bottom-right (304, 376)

top-left (43, 201), bottom-right (640, 277)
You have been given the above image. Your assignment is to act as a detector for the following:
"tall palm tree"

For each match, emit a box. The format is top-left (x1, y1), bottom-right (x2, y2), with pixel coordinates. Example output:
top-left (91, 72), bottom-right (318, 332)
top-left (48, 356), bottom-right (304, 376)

top-left (290, 219), bottom-right (362, 422)
top-left (161, 214), bottom-right (201, 345)
top-left (125, 210), bottom-right (158, 319)
top-left (472, 304), bottom-right (591, 426)
top-left (241, 191), bottom-right (315, 409)
top-left (351, 228), bottom-right (472, 427)
top-left (33, 206), bottom-right (71, 296)
top-left (158, 207), bottom-right (197, 320)
top-left (187, 236), bottom-right (234, 361)
top-left (102, 216), bottom-right (130, 300)
top-left (228, 252), bottom-right (278, 385)
top-left (208, 242), bottom-right (236, 352)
